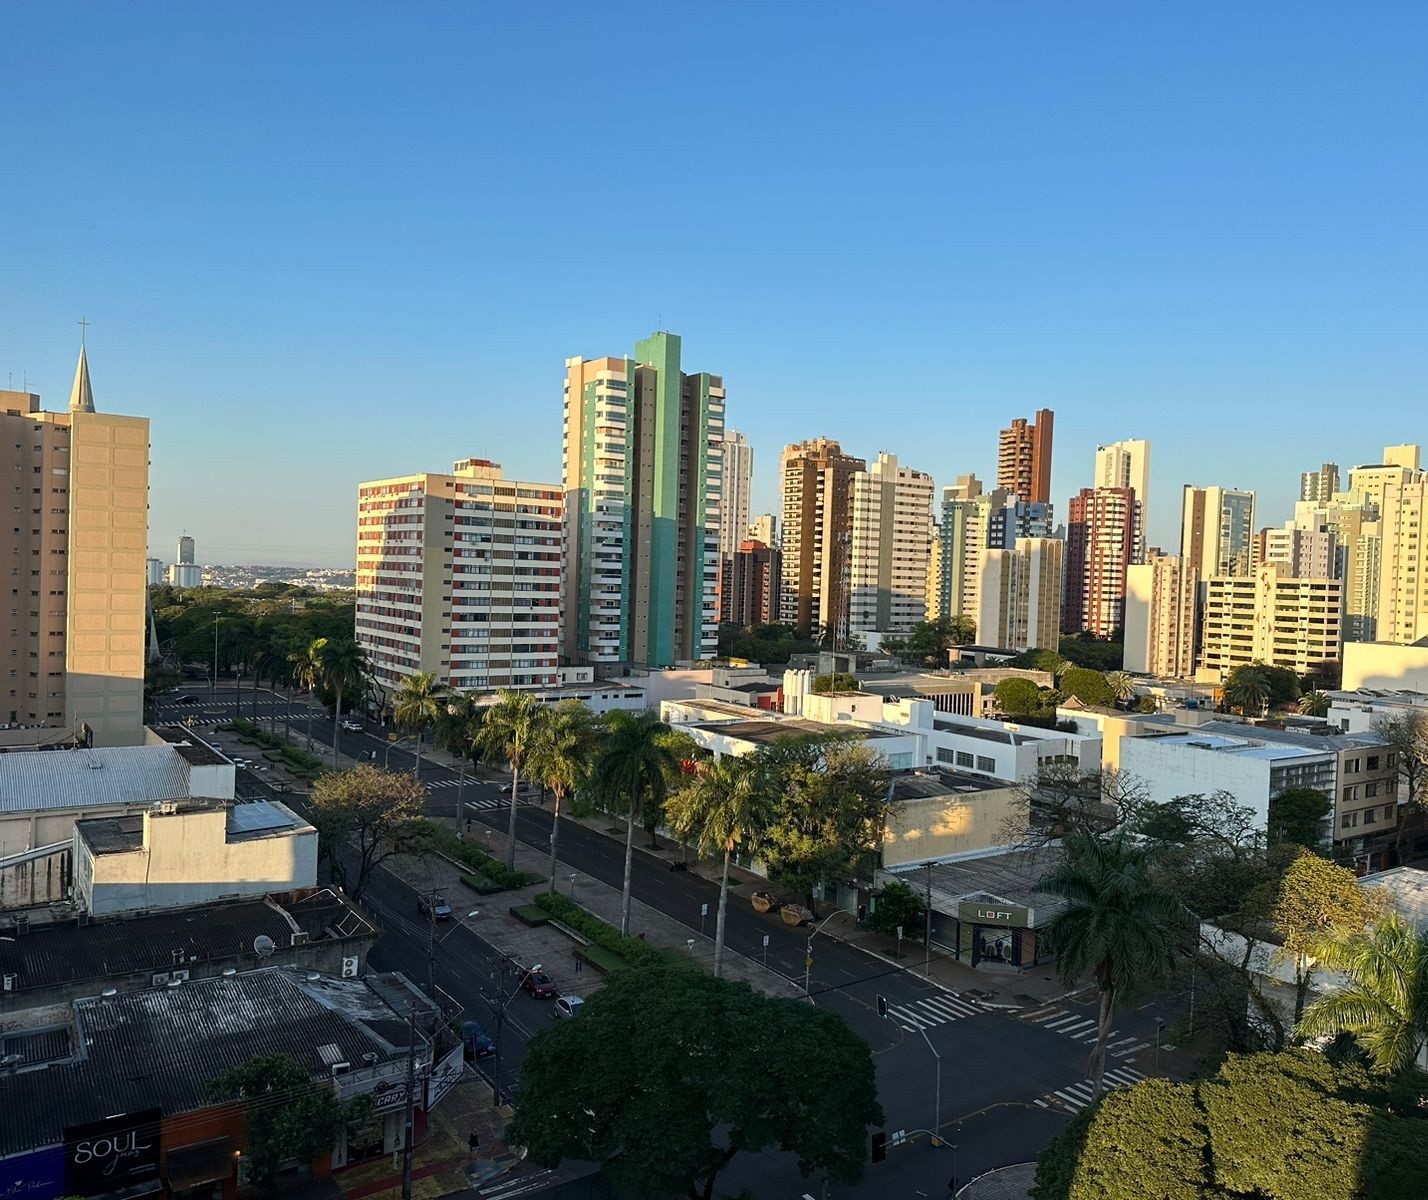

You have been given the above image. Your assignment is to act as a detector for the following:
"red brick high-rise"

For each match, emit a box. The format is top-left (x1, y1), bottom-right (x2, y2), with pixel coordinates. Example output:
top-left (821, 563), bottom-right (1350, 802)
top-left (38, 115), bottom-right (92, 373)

top-left (1062, 486), bottom-right (1141, 639)
top-left (997, 408), bottom-right (1054, 505)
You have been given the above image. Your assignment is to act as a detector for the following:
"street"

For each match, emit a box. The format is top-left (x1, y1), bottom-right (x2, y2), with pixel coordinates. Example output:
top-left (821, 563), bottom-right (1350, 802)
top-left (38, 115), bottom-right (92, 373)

top-left (163, 688), bottom-right (1183, 1196)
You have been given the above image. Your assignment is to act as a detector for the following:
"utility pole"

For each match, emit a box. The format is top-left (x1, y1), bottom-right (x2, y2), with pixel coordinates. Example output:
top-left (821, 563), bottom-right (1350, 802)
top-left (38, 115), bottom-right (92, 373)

top-left (425, 893), bottom-right (439, 999)
top-left (400, 1006), bottom-right (417, 1200)
top-left (925, 862), bottom-right (934, 976)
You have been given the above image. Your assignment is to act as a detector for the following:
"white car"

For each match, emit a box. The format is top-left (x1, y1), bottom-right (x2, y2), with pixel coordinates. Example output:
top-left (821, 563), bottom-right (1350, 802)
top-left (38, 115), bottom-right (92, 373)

top-left (553, 995), bottom-right (585, 1019)
top-left (341, 720), bottom-right (363, 731)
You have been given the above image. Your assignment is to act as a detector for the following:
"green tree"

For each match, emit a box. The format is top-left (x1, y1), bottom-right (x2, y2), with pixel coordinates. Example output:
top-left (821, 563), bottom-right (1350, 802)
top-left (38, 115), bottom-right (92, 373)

top-left (665, 754), bottom-right (778, 978)
top-left (508, 966), bottom-right (883, 1200)
top-left (1267, 786), bottom-right (1332, 849)
top-left (1104, 671), bottom-right (1135, 707)
top-left (811, 672), bottom-right (857, 694)
top-left (1298, 689), bottom-right (1331, 717)
top-left (392, 670), bottom-right (447, 779)
top-left (527, 700), bottom-right (598, 890)
top-left (310, 636), bottom-right (365, 766)
top-left (208, 1054), bottom-right (371, 1194)
top-left (1298, 912), bottom-right (1428, 1074)
top-left (1372, 711), bottom-right (1428, 857)
top-left (1060, 666), bottom-right (1116, 707)
top-left (309, 764), bottom-right (428, 900)
top-left (1224, 664), bottom-right (1272, 715)
top-left (592, 709), bottom-right (677, 937)
top-left (1273, 852), bottom-right (1377, 1023)
top-left (995, 676), bottom-right (1043, 716)
top-left (435, 688), bottom-right (485, 817)
top-left (760, 736), bottom-right (890, 914)
top-left (1056, 635), bottom-right (1123, 672)
top-left (868, 880), bottom-right (926, 941)
top-left (475, 689), bottom-right (545, 870)
top-left (1036, 832), bottom-right (1190, 1098)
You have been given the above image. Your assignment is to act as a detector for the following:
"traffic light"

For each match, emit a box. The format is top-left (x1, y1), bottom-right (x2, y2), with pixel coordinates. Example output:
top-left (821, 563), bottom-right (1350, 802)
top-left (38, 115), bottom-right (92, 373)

top-left (871, 1131), bottom-right (887, 1163)
top-left (876, 994), bottom-right (889, 1019)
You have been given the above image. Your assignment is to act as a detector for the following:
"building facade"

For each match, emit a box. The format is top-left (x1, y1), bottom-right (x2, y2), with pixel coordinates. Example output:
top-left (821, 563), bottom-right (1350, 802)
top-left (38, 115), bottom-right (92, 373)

top-left (997, 408), bottom-right (1054, 504)
top-left (1376, 476), bottom-right (1428, 646)
top-left (720, 540), bottom-right (781, 628)
top-left (934, 475), bottom-right (1009, 625)
top-left (562, 333), bottom-right (723, 667)
top-left (1181, 485), bottom-right (1257, 579)
top-left (0, 348), bottom-right (148, 747)
top-left (778, 437), bottom-right (865, 639)
top-left (1062, 486), bottom-right (1140, 639)
top-left (1094, 439), bottom-right (1150, 541)
top-left (748, 512), bottom-right (776, 547)
top-left (976, 537), bottom-right (1064, 652)
top-left (1196, 562), bottom-right (1343, 681)
top-left (1300, 462), bottom-right (1340, 504)
top-left (356, 459), bottom-right (563, 695)
top-left (1261, 521), bottom-right (1336, 580)
top-left (715, 429), bottom-right (753, 558)
top-left (848, 451), bottom-right (934, 637)
top-left (1123, 553), bottom-right (1198, 677)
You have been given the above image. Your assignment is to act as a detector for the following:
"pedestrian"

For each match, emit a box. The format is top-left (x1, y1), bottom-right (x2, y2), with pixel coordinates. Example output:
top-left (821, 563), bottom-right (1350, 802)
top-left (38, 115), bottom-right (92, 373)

top-left (465, 817), bottom-right (472, 833)
top-left (468, 1131), bottom-right (480, 1155)
top-left (573, 951), bottom-right (583, 974)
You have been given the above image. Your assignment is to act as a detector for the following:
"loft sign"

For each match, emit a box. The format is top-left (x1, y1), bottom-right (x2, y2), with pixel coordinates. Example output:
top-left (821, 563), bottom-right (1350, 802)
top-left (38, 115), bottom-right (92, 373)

top-left (956, 901), bottom-right (1031, 927)
top-left (63, 1109), bottom-right (161, 1196)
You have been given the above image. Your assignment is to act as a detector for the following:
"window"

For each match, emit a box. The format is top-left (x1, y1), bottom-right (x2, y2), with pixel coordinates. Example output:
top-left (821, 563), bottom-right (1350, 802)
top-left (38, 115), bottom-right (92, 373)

top-left (1342, 786), bottom-right (1357, 803)
top-left (975, 755), bottom-right (996, 773)
top-left (1367, 755), bottom-right (1381, 771)
top-left (1341, 813), bottom-right (1355, 829)
top-left (936, 748), bottom-right (955, 765)
top-left (1362, 807), bottom-right (1376, 823)
top-left (954, 751), bottom-right (974, 768)
top-left (1365, 781), bottom-right (1379, 798)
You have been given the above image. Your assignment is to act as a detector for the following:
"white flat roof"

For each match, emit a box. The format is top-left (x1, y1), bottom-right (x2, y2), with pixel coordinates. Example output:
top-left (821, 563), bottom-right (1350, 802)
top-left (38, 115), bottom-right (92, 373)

top-left (1139, 733), bottom-right (1329, 762)
top-left (0, 745), bottom-right (189, 814)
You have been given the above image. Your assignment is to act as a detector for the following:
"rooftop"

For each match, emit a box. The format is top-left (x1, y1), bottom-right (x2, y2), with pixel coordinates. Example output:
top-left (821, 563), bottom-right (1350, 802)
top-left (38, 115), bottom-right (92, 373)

top-left (1132, 732), bottom-right (1333, 762)
top-left (892, 770), bottom-right (1011, 800)
top-left (885, 846), bottom-right (1067, 925)
top-left (0, 967), bottom-right (420, 1157)
top-left (0, 745), bottom-right (191, 814)
top-left (1360, 866), bottom-right (1428, 935)
top-left (152, 725), bottom-right (231, 767)
top-left (690, 717), bottom-right (896, 746)
top-left (0, 889), bottom-right (377, 995)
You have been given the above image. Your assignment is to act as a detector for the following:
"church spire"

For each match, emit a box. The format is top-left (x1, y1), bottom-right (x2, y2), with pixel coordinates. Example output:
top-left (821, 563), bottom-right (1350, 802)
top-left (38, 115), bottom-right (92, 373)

top-left (69, 334), bottom-right (95, 414)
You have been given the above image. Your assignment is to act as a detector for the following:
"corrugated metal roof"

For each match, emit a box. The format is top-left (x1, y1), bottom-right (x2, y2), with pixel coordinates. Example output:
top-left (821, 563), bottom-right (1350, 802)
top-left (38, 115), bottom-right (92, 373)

top-left (0, 746), bottom-right (190, 813)
top-left (0, 967), bottom-right (410, 1156)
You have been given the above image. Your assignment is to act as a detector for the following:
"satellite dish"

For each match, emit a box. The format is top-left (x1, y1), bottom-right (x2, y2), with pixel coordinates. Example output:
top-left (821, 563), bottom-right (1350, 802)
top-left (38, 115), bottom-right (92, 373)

top-left (253, 935), bottom-right (276, 958)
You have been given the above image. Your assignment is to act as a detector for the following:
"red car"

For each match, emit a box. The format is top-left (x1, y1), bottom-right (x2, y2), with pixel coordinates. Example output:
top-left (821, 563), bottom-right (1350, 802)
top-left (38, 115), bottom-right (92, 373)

top-left (519, 968), bottom-right (557, 999)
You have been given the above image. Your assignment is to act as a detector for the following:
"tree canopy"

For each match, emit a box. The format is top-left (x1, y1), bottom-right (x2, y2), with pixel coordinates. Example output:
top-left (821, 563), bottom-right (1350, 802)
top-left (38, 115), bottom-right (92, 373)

top-left (1060, 667), bottom-right (1116, 708)
top-left (1266, 787), bottom-right (1332, 849)
top-left (308, 764), bottom-right (428, 900)
top-left (879, 616), bottom-right (976, 667)
top-left (508, 965), bottom-right (883, 1200)
top-left (811, 672), bottom-right (858, 694)
top-left (717, 622), bottom-right (823, 665)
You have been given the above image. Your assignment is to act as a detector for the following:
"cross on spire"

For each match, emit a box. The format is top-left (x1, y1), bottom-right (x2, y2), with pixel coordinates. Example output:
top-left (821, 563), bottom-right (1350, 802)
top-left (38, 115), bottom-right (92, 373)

top-left (78, 317), bottom-right (89, 347)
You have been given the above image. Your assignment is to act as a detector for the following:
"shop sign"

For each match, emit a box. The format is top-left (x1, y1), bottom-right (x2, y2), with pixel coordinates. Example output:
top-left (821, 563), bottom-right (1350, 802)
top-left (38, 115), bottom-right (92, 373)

top-left (63, 1109), bottom-right (161, 1197)
top-left (0, 1145), bottom-right (65, 1200)
top-left (957, 901), bottom-right (1031, 927)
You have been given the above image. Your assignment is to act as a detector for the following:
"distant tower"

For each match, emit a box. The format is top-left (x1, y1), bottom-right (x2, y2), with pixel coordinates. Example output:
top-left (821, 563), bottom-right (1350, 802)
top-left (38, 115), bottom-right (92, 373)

top-left (177, 534), bottom-right (195, 565)
top-left (997, 409), bottom-right (1054, 504)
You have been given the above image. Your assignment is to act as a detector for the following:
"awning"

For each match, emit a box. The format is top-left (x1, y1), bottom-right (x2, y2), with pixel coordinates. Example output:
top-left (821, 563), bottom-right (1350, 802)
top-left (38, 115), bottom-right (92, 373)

top-left (164, 1138), bottom-right (232, 1190)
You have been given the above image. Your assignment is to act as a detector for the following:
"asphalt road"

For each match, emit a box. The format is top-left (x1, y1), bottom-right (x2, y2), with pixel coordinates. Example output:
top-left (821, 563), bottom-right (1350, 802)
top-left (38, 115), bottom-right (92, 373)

top-left (165, 689), bottom-right (1179, 1197)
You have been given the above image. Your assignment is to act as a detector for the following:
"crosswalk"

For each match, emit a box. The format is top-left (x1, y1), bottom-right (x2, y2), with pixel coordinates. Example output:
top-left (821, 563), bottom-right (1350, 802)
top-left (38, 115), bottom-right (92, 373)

top-left (477, 1168), bottom-right (556, 1200)
top-left (1033, 1064), bottom-right (1146, 1112)
top-left (885, 992), bottom-right (983, 1032)
top-left (1020, 1006), bottom-right (1152, 1061)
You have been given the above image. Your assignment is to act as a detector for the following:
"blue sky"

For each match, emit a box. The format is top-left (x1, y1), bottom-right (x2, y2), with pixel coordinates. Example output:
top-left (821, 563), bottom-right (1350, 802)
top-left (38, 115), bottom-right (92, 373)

top-left (2, 2), bottom-right (1425, 566)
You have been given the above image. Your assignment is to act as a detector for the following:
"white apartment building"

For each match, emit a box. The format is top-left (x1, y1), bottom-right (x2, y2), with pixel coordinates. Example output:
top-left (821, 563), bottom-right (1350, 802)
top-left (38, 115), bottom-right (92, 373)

top-left (1293, 492), bottom-right (1381, 642)
top-left (716, 430), bottom-right (753, 558)
top-left (1376, 476), bottom-right (1428, 646)
top-left (1124, 553), bottom-right (1198, 677)
top-left (355, 459), bottom-right (563, 697)
top-left (935, 475), bottom-right (1008, 623)
top-left (849, 451), bottom-right (934, 638)
top-left (1196, 562), bottom-right (1342, 682)
top-left (976, 537), bottom-right (1063, 652)
top-left (1094, 439), bottom-right (1151, 543)
top-left (1181, 485), bottom-right (1257, 579)
top-left (1262, 521), bottom-right (1336, 579)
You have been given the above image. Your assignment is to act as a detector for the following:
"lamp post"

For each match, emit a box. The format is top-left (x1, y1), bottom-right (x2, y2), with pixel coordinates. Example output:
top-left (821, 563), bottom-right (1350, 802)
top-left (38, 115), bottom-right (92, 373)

top-left (211, 617), bottom-right (224, 698)
top-left (876, 993), bottom-right (943, 1149)
top-left (804, 911), bottom-right (844, 997)
top-left (488, 957), bottom-right (535, 1109)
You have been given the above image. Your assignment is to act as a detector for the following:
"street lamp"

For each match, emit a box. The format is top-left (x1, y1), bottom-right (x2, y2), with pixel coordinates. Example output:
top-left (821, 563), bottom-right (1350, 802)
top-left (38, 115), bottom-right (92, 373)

top-left (804, 910), bottom-right (844, 997)
top-left (569, 872), bottom-right (577, 899)
top-left (876, 992), bottom-right (943, 1149)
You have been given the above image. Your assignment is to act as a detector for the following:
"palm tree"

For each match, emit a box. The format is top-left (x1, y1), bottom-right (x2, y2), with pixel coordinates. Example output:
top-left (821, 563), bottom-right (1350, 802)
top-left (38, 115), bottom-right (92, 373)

top-left (436, 690), bottom-right (485, 823)
top-left (291, 642), bottom-right (323, 752)
top-left (1036, 832), bottom-right (1190, 1098)
top-left (475, 689), bottom-right (545, 870)
top-left (1298, 689), bottom-right (1331, 718)
top-left (392, 672), bottom-right (447, 781)
top-left (665, 754), bottom-right (778, 978)
top-left (311, 636), bottom-right (366, 766)
top-left (527, 700), bottom-right (597, 889)
top-left (1105, 671), bottom-right (1135, 708)
top-left (1224, 664), bottom-right (1271, 715)
top-left (593, 709), bottom-right (677, 937)
top-left (1297, 912), bottom-right (1428, 1075)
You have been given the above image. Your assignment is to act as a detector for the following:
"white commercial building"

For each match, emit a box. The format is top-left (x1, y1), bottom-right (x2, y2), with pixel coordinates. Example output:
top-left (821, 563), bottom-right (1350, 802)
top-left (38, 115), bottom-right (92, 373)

top-left (976, 537), bottom-right (1063, 652)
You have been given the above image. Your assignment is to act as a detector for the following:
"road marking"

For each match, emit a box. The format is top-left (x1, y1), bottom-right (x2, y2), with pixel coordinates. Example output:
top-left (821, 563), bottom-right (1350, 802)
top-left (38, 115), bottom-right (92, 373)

top-left (1041, 1065), bottom-right (1147, 1112)
top-left (1108, 1036), bottom-right (1139, 1049)
top-left (1024, 1007), bottom-right (1064, 1022)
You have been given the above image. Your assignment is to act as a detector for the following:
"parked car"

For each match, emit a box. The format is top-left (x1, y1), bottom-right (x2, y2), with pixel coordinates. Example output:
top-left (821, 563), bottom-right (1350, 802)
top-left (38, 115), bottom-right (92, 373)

top-left (519, 968), bottom-right (558, 999)
top-left (174, 695), bottom-right (197, 705)
top-left (504, 781), bottom-right (536, 796)
top-left (461, 1021), bottom-right (495, 1059)
top-left (417, 894), bottom-right (453, 921)
top-left (341, 719), bottom-right (363, 731)
top-left (553, 995), bottom-right (585, 1019)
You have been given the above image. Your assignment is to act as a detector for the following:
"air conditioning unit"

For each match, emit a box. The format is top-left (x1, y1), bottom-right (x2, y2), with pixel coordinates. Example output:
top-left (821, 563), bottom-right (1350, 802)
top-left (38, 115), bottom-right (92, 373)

top-left (330, 1062), bottom-right (351, 1078)
top-left (171, 969), bottom-right (190, 983)
top-left (151, 972), bottom-right (170, 987)
top-left (290, 931), bottom-right (310, 946)
top-left (2, 974), bottom-right (15, 992)
top-left (341, 957), bottom-right (359, 979)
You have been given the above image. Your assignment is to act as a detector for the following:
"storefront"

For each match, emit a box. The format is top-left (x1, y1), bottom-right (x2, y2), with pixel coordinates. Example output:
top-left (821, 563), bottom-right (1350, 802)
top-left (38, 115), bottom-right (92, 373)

top-left (952, 897), bottom-right (1045, 969)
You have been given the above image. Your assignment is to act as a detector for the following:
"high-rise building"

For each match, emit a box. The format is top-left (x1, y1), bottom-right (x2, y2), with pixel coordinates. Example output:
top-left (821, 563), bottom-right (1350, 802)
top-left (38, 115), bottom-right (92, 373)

top-left (716, 430), bottom-right (753, 558)
top-left (146, 558), bottom-right (166, 586)
top-left (1294, 491), bottom-right (1382, 642)
top-left (848, 452), bottom-right (934, 637)
top-left (932, 475), bottom-right (1012, 623)
top-left (167, 562), bottom-right (202, 588)
top-left (1197, 562), bottom-right (1342, 682)
top-left (177, 534), bottom-right (195, 565)
top-left (997, 408), bottom-right (1054, 504)
top-left (1124, 554), bottom-right (1198, 678)
top-left (1180, 485), bottom-right (1256, 579)
top-left (1260, 521), bottom-right (1336, 580)
top-left (1095, 439), bottom-right (1150, 559)
top-left (562, 333), bottom-right (723, 667)
top-left (925, 530), bottom-right (945, 622)
top-left (748, 513), bottom-right (776, 548)
top-left (1375, 476), bottom-right (1428, 646)
top-left (721, 540), bottom-right (782, 628)
top-left (976, 538), bottom-right (1064, 652)
top-left (1348, 450), bottom-right (1419, 511)
top-left (356, 458), bottom-right (563, 694)
top-left (1063, 487), bottom-right (1140, 638)
top-left (778, 437), bottom-right (865, 638)
top-left (1300, 463), bottom-right (1340, 504)
top-left (0, 346), bottom-right (148, 745)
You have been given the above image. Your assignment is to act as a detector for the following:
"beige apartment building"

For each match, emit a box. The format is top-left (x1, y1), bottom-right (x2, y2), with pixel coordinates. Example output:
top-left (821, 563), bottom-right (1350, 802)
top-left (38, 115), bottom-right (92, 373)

top-left (1375, 476), bottom-right (1428, 646)
top-left (0, 347), bottom-right (148, 747)
top-left (778, 437), bottom-right (865, 639)
top-left (1196, 562), bottom-right (1342, 682)
top-left (848, 451), bottom-right (934, 638)
top-left (1181, 484), bottom-right (1257, 579)
top-left (355, 459), bottom-right (563, 698)
top-left (976, 537), bottom-right (1063, 652)
top-left (1124, 553), bottom-right (1198, 677)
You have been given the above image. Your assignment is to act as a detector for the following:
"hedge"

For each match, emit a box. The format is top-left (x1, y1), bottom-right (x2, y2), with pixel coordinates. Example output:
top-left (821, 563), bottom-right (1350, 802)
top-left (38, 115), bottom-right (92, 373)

top-left (231, 718), bottom-right (326, 776)
top-left (411, 820), bottom-right (539, 892)
top-left (532, 892), bottom-right (673, 970)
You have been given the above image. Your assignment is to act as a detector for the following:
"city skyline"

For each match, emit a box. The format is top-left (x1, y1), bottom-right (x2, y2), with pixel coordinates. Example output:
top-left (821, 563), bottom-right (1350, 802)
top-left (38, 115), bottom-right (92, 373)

top-left (2, 3), bottom-right (1424, 567)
